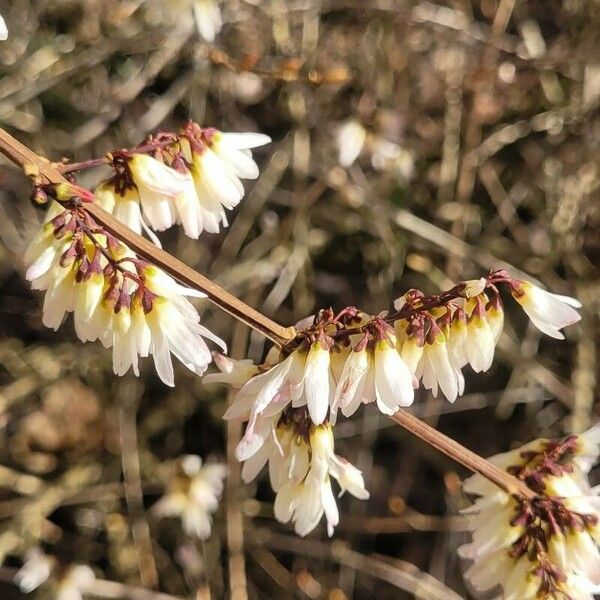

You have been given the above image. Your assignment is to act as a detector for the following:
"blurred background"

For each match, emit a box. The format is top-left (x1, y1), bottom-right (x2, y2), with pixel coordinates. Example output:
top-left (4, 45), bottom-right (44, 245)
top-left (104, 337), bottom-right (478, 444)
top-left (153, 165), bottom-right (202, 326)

top-left (0, 0), bottom-right (598, 598)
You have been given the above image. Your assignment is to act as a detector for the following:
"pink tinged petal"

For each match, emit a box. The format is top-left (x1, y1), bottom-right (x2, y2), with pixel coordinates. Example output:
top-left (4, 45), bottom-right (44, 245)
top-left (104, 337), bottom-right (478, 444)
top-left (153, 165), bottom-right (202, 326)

top-left (235, 414), bottom-right (273, 462)
top-left (333, 349), bottom-right (370, 417)
top-left (223, 353), bottom-right (297, 420)
top-left (303, 344), bottom-right (331, 425)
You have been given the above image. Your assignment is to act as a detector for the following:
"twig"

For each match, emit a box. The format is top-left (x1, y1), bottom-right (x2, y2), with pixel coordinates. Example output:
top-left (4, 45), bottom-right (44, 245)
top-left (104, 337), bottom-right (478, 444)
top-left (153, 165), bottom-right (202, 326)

top-left (0, 567), bottom-right (184, 600)
top-left (226, 322), bottom-right (251, 600)
top-left (251, 530), bottom-right (464, 600)
top-left (119, 383), bottom-right (159, 589)
top-left (390, 409), bottom-right (535, 499)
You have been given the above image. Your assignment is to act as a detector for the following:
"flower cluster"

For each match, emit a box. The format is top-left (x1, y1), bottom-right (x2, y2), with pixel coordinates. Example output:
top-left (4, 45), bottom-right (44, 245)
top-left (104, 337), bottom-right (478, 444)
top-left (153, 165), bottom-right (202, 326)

top-left (153, 454), bottom-right (227, 539)
top-left (15, 547), bottom-right (95, 600)
top-left (460, 426), bottom-right (600, 600)
top-left (206, 355), bottom-right (369, 536)
top-left (205, 270), bottom-right (581, 538)
top-left (25, 187), bottom-right (225, 386)
top-left (396, 272), bottom-right (581, 402)
top-left (95, 121), bottom-right (270, 240)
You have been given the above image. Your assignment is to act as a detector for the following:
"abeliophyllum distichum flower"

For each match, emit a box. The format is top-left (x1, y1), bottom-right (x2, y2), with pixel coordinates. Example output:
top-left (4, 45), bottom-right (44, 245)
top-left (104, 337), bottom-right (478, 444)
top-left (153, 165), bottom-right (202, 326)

top-left (205, 271), bottom-right (582, 537)
top-left (461, 427), bottom-right (600, 600)
top-left (25, 183), bottom-right (225, 386)
top-left (95, 120), bottom-right (270, 240)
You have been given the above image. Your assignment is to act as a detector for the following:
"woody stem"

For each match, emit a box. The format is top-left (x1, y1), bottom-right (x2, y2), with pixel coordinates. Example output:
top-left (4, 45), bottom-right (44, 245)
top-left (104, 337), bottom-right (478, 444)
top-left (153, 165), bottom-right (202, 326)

top-left (0, 126), bottom-right (536, 499)
top-left (390, 409), bottom-right (536, 499)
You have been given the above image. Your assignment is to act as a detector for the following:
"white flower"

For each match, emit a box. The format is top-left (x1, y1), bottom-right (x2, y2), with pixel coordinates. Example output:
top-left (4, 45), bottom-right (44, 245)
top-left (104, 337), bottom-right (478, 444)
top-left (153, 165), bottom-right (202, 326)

top-left (98, 127), bottom-right (270, 240)
top-left (236, 410), bottom-right (368, 537)
top-left (222, 348), bottom-right (306, 424)
top-left (331, 346), bottom-right (371, 421)
top-left (113, 153), bottom-right (196, 236)
top-left (415, 330), bottom-right (463, 403)
top-left (302, 342), bottom-right (331, 424)
top-left (193, 0), bottom-right (223, 42)
top-left (25, 203), bottom-right (225, 386)
top-left (15, 549), bottom-right (95, 600)
top-left (203, 353), bottom-right (259, 388)
top-left (372, 338), bottom-right (414, 414)
top-left (154, 455), bottom-right (227, 539)
top-left (223, 341), bottom-right (335, 427)
top-left (460, 425), bottom-right (600, 600)
top-left (0, 13), bottom-right (7, 40)
top-left (512, 280), bottom-right (582, 340)
top-left (464, 295), bottom-right (496, 373)
top-left (179, 127), bottom-right (271, 236)
top-left (398, 316), bottom-right (464, 403)
top-left (336, 120), bottom-right (367, 167)
top-left (462, 278), bottom-right (487, 298)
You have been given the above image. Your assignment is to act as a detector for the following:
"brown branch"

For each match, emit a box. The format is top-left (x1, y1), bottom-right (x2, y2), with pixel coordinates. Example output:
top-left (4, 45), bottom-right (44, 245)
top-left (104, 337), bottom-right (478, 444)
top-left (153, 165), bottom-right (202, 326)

top-left (391, 409), bottom-right (536, 499)
top-left (0, 126), bottom-right (296, 346)
top-left (0, 126), bottom-right (537, 500)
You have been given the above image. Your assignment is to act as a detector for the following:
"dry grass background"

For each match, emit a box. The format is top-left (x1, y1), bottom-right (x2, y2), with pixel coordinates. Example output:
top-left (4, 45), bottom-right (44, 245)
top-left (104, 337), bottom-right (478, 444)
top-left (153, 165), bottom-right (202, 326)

top-left (0, 0), bottom-right (598, 598)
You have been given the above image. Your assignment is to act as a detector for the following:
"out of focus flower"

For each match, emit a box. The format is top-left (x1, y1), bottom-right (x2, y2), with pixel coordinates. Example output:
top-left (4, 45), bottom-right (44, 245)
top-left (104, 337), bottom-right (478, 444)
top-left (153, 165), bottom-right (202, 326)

top-left (512, 280), bottom-right (582, 339)
top-left (0, 13), bottom-right (7, 40)
top-left (14, 548), bottom-right (53, 593)
top-left (335, 119), bottom-right (415, 180)
top-left (460, 426), bottom-right (600, 600)
top-left (15, 548), bottom-right (95, 600)
top-left (25, 200), bottom-right (225, 386)
top-left (336, 119), bottom-right (367, 167)
top-left (239, 408), bottom-right (368, 537)
top-left (193, 0), bottom-right (222, 42)
top-left (153, 455), bottom-right (227, 539)
top-left (370, 137), bottom-right (415, 180)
